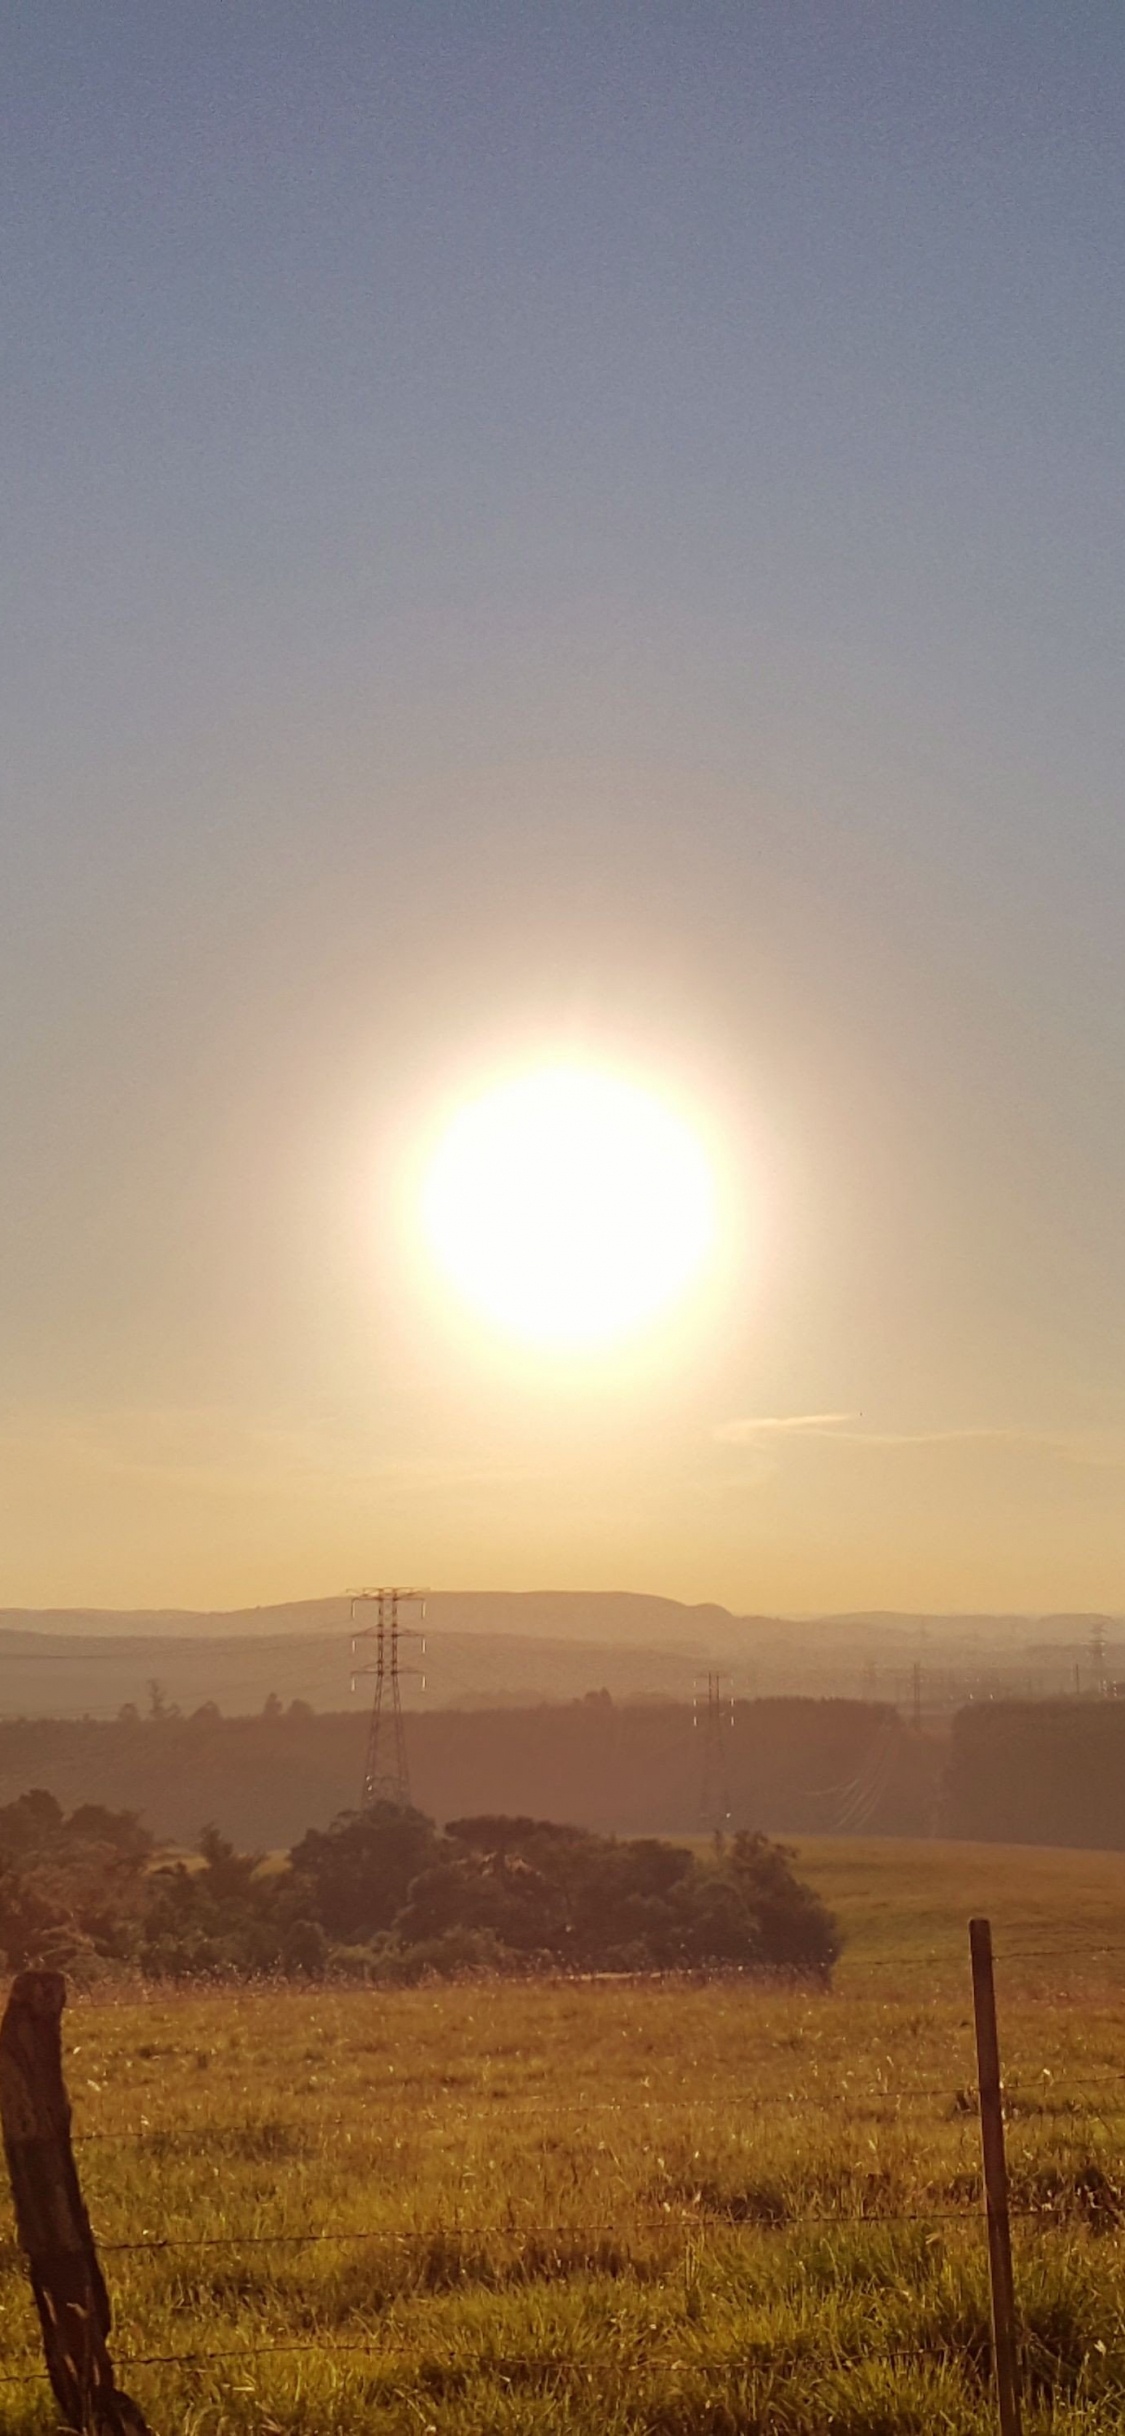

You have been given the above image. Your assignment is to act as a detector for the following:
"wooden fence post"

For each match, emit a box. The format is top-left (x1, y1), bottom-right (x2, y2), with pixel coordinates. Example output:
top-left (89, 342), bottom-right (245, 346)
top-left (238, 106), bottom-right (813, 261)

top-left (969, 1918), bottom-right (1022, 2436)
top-left (0, 1968), bottom-right (152, 2436)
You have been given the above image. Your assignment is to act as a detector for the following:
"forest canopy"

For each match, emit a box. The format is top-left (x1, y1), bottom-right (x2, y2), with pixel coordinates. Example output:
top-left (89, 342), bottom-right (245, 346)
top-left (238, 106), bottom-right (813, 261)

top-left (0, 1793), bottom-right (839, 1984)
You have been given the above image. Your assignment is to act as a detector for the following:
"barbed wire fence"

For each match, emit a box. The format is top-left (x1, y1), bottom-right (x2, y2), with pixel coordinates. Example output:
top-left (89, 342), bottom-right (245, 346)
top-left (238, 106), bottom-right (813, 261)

top-left (2, 1932), bottom-right (1124, 2426)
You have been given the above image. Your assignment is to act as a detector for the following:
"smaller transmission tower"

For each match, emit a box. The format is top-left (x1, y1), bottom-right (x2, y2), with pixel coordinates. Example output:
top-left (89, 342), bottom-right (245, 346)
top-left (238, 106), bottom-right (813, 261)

top-left (349, 1588), bottom-right (427, 1810)
top-left (693, 1671), bottom-right (734, 1834)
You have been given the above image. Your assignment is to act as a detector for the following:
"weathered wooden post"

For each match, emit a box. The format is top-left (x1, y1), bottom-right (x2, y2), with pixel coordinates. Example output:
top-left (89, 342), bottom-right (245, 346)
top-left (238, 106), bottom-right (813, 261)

top-left (0, 1969), bottom-right (152, 2435)
top-left (969, 1918), bottom-right (1022, 2436)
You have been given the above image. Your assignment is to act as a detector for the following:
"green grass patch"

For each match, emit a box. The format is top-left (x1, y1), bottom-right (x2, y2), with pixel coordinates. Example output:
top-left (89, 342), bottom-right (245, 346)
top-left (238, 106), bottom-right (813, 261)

top-left (3, 1837), bottom-right (1125, 2431)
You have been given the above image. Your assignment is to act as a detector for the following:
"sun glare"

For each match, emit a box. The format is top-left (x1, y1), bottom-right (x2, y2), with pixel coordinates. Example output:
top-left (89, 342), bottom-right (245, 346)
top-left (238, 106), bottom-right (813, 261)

top-left (421, 1065), bottom-right (717, 1349)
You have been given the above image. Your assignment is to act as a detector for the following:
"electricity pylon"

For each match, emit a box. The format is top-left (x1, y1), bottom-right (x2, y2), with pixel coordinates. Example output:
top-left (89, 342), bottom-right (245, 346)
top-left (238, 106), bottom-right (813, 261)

top-left (349, 1588), bottom-right (427, 1809)
top-left (693, 1671), bottom-right (734, 1833)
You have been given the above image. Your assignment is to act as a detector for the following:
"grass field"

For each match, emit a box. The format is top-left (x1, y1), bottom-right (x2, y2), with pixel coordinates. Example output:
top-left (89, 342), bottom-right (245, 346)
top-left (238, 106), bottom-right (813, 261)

top-left (5, 1836), bottom-right (1125, 2434)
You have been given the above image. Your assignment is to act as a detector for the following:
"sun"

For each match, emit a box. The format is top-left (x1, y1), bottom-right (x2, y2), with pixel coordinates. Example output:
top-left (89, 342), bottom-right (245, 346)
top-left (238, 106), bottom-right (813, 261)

top-left (421, 1064), bottom-right (717, 1349)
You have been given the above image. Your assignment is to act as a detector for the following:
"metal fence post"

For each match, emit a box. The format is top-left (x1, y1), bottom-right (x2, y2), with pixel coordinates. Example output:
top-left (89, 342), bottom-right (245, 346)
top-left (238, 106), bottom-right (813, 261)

top-left (969, 1917), bottom-right (1022, 2436)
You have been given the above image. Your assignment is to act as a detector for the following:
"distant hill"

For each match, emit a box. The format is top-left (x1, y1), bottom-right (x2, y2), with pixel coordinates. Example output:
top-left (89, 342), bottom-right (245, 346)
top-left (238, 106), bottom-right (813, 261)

top-left (0, 1590), bottom-right (750, 1646)
top-left (5, 1594), bottom-right (1119, 1648)
top-left (0, 1624), bottom-right (729, 1721)
top-left (0, 1593), bottom-right (1121, 1720)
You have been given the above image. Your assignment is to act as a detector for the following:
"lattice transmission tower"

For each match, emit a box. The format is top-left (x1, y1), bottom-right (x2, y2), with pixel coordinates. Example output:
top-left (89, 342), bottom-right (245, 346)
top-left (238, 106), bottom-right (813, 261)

top-left (349, 1588), bottom-right (427, 1809)
top-left (694, 1671), bottom-right (734, 1833)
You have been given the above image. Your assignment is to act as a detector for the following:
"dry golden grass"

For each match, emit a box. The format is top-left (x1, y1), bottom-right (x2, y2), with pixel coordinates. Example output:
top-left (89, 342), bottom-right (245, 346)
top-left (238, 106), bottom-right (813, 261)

top-left (4, 1836), bottom-right (1125, 2433)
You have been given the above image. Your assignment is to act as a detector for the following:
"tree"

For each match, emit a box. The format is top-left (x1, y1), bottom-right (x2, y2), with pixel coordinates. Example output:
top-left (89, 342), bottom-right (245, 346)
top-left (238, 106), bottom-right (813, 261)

top-left (723, 1832), bottom-right (840, 1977)
top-left (286, 1804), bottom-right (440, 1941)
top-left (0, 1795), bottom-right (152, 1972)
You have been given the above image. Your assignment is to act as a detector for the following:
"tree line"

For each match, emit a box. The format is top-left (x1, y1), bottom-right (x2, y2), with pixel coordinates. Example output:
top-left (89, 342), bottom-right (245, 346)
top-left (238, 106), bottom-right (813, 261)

top-left (0, 1696), bottom-right (930, 1847)
top-left (945, 1700), bottom-right (1125, 1847)
top-left (0, 1789), bottom-right (840, 1983)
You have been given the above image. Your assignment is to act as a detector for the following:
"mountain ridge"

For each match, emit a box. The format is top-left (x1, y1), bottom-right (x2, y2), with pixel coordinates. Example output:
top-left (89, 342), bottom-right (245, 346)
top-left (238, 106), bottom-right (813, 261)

top-left (5, 1593), bottom-right (1117, 1643)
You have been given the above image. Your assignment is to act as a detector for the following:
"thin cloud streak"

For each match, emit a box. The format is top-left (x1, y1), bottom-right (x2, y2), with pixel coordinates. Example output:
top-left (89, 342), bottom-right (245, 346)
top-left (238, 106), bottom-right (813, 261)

top-left (713, 1414), bottom-right (858, 1444)
top-left (712, 1415), bottom-right (1125, 1472)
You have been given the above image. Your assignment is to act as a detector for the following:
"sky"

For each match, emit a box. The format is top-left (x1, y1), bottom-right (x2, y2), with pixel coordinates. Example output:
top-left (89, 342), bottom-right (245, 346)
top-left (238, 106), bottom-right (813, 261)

top-left (3, 1), bottom-right (1125, 1617)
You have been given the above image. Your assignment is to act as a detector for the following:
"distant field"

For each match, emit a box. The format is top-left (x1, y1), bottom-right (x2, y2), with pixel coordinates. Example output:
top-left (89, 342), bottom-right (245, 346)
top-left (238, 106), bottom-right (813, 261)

top-left (796, 1833), bottom-right (1125, 1982)
top-left (4, 1837), bottom-right (1125, 2434)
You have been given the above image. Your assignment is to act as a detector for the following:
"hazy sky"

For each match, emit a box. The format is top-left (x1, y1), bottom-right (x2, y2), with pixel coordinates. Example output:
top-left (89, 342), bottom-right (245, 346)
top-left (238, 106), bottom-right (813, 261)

top-left (4, 2), bottom-right (1125, 1615)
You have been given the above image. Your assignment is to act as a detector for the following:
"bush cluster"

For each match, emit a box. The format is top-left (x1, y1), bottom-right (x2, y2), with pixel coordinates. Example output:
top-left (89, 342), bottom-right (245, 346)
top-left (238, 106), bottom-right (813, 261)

top-left (0, 1789), bottom-right (153, 1973)
top-left (0, 1793), bottom-right (839, 1983)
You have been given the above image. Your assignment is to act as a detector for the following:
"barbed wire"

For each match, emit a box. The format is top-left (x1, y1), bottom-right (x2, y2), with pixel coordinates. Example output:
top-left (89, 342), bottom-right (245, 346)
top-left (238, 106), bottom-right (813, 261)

top-left (5, 2195), bottom-right (1112, 2264)
top-left (0, 2334), bottom-right (998, 2391)
top-left (4, 1947), bottom-right (1125, 2406)
top-left (1, 2187), bottom-right (1120, 2393)
top-left (843, 1947), bottom-right (1125, 1967)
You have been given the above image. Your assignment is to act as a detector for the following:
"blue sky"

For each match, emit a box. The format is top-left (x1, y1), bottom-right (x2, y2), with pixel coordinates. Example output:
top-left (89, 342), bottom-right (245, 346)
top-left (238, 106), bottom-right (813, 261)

top-left (3, 3), bottom-right (1125, 1610)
